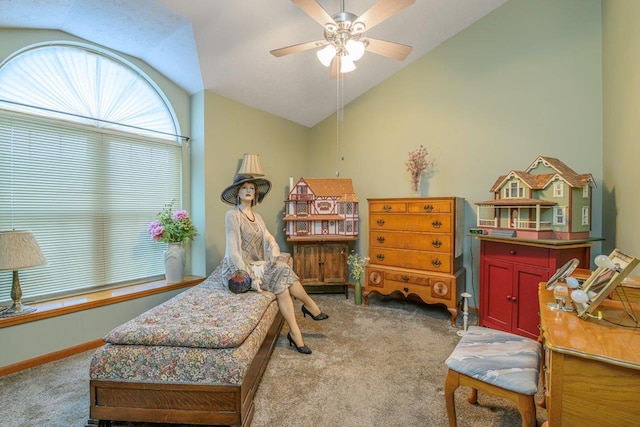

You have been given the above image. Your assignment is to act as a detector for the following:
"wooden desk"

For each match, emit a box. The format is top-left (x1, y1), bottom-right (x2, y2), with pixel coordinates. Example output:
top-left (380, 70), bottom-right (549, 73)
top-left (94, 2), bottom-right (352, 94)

top-left (538, 284), bottom-right (640, 426)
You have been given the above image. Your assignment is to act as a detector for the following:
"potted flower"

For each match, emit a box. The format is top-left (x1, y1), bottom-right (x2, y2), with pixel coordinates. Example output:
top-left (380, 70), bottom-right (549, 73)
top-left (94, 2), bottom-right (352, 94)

top-left (347, 251), bottom-right (369, 305)
top-left (148, 201), bottom-right (198, 283)
top-left (405, 145), bottom-right (433, 196)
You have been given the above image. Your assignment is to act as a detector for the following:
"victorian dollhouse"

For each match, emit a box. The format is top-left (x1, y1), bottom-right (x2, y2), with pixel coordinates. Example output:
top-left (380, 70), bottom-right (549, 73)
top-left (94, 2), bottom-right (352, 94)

top-left (284, 177), bottom-right (359, 241)
top-left (475, 156), bottom-right (595, 240)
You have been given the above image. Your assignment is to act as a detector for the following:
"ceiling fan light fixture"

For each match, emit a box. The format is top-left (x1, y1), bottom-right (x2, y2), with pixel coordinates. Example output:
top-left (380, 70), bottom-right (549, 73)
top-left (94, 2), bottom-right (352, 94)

top-left (317, 44), bottom-right (336, 67)
top-left (340, 55), bottom-right (356, 73)
top-left (345, 39), bottom-right (365, 61)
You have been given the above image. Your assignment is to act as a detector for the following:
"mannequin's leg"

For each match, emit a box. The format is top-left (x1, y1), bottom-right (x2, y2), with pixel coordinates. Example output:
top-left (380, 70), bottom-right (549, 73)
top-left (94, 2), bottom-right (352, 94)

top-left (288, 281), bottom-right (323, 316)
top-left (276, 289), bottom-right (304, 345)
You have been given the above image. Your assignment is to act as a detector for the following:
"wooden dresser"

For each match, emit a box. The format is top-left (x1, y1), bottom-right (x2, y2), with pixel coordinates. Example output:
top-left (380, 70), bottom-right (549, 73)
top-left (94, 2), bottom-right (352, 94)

top-left (364, 197), bottom-right (464, 326)
top-left (538, 283), bottom-right (640, 426)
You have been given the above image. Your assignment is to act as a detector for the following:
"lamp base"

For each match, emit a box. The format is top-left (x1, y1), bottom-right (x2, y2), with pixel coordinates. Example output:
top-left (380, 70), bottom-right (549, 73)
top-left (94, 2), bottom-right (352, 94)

top-left (0, 303), bottom-right (37, 318)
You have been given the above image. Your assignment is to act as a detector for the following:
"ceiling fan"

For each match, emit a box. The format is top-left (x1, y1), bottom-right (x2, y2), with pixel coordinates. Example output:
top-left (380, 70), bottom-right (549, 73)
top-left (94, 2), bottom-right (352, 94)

top-left (270, 0), bottom-right (415, 79)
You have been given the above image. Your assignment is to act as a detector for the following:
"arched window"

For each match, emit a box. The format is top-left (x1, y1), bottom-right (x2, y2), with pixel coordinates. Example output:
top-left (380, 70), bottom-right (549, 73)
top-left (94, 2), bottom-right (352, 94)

top-left (0, 42), bottom-right (185, 303)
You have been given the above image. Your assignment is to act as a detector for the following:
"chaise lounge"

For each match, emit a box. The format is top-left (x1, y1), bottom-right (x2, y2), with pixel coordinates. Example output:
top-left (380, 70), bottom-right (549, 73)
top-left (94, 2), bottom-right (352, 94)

top-left (87, 273), bottom-right (283, 427)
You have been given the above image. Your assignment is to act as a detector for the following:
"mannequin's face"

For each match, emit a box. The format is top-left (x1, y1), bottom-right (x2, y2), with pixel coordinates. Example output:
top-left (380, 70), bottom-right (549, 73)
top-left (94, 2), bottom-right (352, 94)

top-left (238, 182), bottom-right (256, 203)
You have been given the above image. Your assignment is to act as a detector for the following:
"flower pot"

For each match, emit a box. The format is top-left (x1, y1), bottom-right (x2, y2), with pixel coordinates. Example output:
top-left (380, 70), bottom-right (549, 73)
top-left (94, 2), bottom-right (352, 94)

top-left (164, 242), bottom-right (186, 284)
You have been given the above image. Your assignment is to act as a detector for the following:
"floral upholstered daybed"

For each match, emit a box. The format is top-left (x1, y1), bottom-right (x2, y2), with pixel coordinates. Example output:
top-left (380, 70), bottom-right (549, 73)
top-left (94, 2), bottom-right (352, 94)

top-left (87, 273), bottom-right (284, 427)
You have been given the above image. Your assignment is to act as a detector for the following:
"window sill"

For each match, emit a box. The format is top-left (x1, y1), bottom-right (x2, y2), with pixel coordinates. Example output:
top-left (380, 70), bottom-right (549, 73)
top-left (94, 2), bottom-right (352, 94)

top-left (0, 275), bottom-right (206, 329)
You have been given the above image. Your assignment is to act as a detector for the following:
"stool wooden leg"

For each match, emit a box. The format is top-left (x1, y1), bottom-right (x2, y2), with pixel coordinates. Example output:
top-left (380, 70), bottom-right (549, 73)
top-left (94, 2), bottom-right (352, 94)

top-left (516, 394), bottom-right (536, 427)
top-left (467, 387), bottom-right (478, 404)
top-left (444, 369), bottom-right (460, 427)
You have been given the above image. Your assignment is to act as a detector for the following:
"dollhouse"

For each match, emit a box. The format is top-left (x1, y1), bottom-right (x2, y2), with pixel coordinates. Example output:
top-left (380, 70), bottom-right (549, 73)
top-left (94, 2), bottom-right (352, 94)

top-left (284, 177), bottom-right (359, 241)
top-left (475, 156), bottom-right (595, 240)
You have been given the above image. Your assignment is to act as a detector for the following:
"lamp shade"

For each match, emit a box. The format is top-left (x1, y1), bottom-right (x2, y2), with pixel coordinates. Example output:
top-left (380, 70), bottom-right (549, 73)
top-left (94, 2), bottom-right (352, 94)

top-left (317, 44), bottom-right (336, 67)
top-left (237, 153), bottom-right (265, 177)
top-left (0, 230), bottom-right (47, 271)
top-left (340, 55), bottom-right (356, 73)
top-left (345, 39), bottom-right (365, 61)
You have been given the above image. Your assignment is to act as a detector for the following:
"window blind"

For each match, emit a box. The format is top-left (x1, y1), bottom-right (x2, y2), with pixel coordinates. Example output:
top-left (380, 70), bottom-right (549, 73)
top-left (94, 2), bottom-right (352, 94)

top-left (0, 110), bottom-right (182, 303)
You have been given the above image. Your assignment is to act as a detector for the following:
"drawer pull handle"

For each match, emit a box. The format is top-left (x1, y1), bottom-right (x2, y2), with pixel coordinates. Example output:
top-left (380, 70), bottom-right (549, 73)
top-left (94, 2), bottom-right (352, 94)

top-left (431, 259), bottom-right (442, 268)
top-left (431, 240), bottom-right (442, 248)
top-left (403, 287), bottom-right (409, 293)
top-left (423, 204), bottom-right (434, 212)
top-left (377, 236), bottom-right (385, 243)
top-left (383, 205), bottom-right (392, 212)
top-left (402, 276), bottom-right (410, 282)
top-left (431, 220), bottom-right (442, 228)
top-left (377, 219), bottom-right (385, 226)
top-left (376, 254), bottom-right (385, 261)
top-left (509, 250), bottom-right (516, 255)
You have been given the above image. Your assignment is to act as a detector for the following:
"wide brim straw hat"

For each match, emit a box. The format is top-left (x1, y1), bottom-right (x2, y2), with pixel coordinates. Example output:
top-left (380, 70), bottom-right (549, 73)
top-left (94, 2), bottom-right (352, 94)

top-left (221, 174), bottom-right (272, 205)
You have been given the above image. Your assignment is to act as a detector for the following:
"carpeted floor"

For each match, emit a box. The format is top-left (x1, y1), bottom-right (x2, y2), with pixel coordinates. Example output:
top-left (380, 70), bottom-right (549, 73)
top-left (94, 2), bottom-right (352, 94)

top-left (0, 293), bottom-right (546, 426)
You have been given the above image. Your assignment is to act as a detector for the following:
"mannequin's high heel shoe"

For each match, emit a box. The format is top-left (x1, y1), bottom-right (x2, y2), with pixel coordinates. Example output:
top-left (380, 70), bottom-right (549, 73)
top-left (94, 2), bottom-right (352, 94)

top-left (287, 332), bottom-right (312, 354)
top-left (302, 305), bottom-right (329, 321)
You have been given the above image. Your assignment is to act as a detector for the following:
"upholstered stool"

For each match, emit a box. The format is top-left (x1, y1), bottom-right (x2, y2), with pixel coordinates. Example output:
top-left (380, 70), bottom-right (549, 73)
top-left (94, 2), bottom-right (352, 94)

top-left (444, 326), bottom-right (541, 427)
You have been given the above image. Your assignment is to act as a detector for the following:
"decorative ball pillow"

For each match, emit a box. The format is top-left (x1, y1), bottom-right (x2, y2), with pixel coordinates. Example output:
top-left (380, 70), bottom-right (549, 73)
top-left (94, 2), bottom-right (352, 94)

top-left (228, 270), bottom-right (252, 294)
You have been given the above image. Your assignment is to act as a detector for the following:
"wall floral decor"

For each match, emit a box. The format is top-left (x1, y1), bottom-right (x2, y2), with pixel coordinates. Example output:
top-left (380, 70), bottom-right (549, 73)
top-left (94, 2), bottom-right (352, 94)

top-left (405, 145), bottom-right (432, 196)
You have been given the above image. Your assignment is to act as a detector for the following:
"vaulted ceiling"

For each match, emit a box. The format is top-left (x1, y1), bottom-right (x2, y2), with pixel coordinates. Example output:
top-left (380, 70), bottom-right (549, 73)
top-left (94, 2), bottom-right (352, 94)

top-left (1, 0), bottom-right (509, 127)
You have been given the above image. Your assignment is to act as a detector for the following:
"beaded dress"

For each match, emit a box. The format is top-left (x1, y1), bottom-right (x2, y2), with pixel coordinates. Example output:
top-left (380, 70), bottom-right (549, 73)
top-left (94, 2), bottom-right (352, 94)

top-left (210, 207), bottom-right (298, 294)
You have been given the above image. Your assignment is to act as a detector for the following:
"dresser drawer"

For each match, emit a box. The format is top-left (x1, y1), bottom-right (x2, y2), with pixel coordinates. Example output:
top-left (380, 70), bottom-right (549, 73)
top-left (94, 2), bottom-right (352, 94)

top-left (366, 266), bottom-right (454, 301)
top-left (370, 231), bottom-right (451, 253)
top-left (369, 201), bottom-right (407, 213)
top-left (370, 248), bottom-right (452, 273)
top-left (369, 214), bottom-right (452, 233)
top-left (386, 270), bottom-right (430, 286)
top-left (407, 200), bottom-right (452, 214)
top-left (483, 240), bottom-right (549, 268)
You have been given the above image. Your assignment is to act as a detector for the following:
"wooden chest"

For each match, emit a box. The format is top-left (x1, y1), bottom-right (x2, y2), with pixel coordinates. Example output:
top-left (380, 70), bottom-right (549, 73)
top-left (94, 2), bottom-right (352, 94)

top-left (364, 197), bottom-right (465, 326)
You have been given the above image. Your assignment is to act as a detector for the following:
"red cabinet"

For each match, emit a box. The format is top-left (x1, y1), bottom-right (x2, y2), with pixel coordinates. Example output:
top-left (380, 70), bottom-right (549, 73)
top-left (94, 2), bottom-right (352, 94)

top-left (479, 237), bottom-right (593, 339)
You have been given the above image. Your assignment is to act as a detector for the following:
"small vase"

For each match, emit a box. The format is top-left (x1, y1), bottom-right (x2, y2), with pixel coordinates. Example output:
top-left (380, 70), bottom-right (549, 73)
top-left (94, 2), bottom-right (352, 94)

top-left (412, 176), bottom-right (421, 197)
top-left (354, 280), bottom-right (363, 305)
top-left (164, 242), bottom-right (186, 284)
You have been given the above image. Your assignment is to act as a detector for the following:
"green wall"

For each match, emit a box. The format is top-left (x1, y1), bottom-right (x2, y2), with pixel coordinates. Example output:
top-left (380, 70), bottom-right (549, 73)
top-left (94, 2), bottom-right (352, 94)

top-left (310, 0), bottom-right (604, 301)
top-left (602, 1), bottom-right (640, 261)
top-left (192, 91), bottom-right (310, 275)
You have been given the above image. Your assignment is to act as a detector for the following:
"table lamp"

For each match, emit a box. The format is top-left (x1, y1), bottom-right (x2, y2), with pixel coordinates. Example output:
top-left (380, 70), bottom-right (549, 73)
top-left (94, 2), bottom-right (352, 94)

top-left (237, 153), bottom-right (265, 176)
top-left (0, 230), bottom-right (47, 318)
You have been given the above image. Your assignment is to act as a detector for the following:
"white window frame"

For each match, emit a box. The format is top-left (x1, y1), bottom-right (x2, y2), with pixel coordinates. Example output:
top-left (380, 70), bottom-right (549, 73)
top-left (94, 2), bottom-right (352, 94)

top-left (504, 181), bottom-right (524, 199)
top-left (0, 43), bottom-right (183, 304)
top-left (583, 185), bottom-right (590, 198)
top-left (553, 206), bottom-right (567, 225)
top-left (553, 181), bottom-right (564, 197)
top-left (582, 207), bottom-right (590, 226)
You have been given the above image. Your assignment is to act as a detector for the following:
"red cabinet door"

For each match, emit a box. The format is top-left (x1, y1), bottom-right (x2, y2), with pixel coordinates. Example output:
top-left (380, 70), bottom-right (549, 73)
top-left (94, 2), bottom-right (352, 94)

top-left (481, 258), bottom-right (513, 331)
top-left (512, 263), bottom-right (547, 339)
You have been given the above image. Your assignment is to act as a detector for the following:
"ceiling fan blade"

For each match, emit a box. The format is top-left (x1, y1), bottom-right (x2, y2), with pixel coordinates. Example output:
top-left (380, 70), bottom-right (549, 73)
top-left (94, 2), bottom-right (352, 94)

top-left (292, 0), bottom-right (336, 28)
top-left (366, 38), bottom-right (413, 61)
top-left (270, 40), bottom-right (326, 57)
top-left (355, 0), bottom-right (415, 31)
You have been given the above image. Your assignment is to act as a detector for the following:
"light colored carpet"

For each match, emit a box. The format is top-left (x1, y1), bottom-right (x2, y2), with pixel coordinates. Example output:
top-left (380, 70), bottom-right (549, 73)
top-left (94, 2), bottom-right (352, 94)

top-left (0, 293), bottom-right (546, 426)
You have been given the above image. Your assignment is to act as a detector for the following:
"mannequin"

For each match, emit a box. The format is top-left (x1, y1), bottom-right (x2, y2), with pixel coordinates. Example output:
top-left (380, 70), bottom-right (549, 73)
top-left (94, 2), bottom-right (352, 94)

top-left (216, 175), bottom-right (329, 354)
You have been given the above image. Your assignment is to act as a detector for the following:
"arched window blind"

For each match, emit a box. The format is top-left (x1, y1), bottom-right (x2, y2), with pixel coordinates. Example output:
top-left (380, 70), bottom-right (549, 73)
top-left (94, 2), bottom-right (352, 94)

top-left (0, 43), bottom-right (183, 303)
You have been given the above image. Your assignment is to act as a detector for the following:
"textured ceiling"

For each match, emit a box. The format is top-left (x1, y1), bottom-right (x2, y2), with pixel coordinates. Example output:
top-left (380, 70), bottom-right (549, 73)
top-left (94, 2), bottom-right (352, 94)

top-left (0, 0), bottom-right (509, 127)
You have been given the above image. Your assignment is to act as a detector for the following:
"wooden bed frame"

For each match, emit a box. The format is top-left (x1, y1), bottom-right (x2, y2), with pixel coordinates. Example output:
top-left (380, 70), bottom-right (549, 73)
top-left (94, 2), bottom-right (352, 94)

top-left (87, 311), bottom-right (284, 427)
